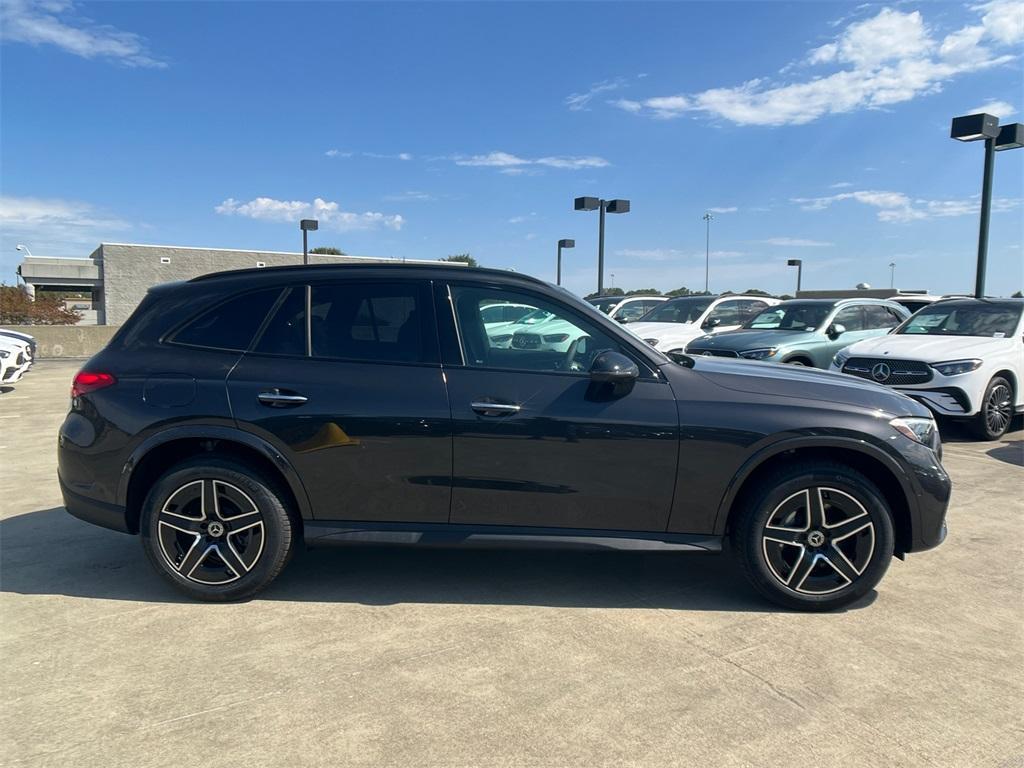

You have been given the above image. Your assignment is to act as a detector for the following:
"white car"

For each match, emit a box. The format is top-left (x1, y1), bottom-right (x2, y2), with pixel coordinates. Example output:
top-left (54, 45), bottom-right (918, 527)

top-left (627, 294), bottom-right (781, 354)
top-left (831, 297), bottom-right (1023, 440)
top-left (588, 295), bottom-right (668, 324)
top-left (487, 307), bottom-right (555, 348)
top-left (0, 336), bottom-right (33, 385)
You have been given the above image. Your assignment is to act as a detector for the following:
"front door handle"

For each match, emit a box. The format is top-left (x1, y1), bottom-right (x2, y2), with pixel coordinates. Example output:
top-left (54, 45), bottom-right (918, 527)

top-left (258, 389), bottom-right (308, 407)
top-left (471, 401), bottom-right (521, 416)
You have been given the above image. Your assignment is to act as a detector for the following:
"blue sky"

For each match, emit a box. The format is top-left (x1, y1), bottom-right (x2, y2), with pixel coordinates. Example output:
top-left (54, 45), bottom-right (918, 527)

top-left (1, 0), bottom-right (1022, 298)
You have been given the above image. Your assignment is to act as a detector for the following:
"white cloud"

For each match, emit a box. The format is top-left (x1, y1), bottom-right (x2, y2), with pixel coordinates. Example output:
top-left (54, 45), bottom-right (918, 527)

top-left (0, 195), bottom-right (131, 254)
top-left (966, 99), bottom-right (1016, 117)
top-left (759, 237), bottom-right (834, 247)
top-left (324, 149), bottom-right (352, 158)
top-left (215, 197), bottom-right (404, 231)
top-left (616, 248), bottom-right (745, 261)
top-left (707, 206), bottom-right (738, 213)
top-left (614, 2), bottom-right (1022, 126)
top-left (566, 78), bottom-right (626, 111)
top-left (383, 190), bottom-right (434, 202)
top-left (362, 152), bottom-right (413, 160)
top-left (830, 181), bottom-right (854, 188)
top-left (792, 189), bottom-right (1021, 222)
top-left (454, 152), bottom-right (610, 171)
top-left (0, 0), bottom-right (166, 67)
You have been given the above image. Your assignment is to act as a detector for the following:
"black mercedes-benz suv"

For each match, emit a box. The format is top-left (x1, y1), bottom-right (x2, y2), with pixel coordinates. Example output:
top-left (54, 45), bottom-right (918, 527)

top-left (58, 264), bottom-right (950, 610)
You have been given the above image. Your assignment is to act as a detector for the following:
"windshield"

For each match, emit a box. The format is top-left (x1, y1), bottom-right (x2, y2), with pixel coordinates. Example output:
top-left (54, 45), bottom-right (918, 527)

top-left (639, 297), bottom-right (713, 324)
top-left (588, 297), bottom-right (620, 313)
top-left (745, 302), bottom-right (833, 331)
top-left (896, 302), bottom-right (1022, 337)
top-left (513, 308), bottom-right (555, 325)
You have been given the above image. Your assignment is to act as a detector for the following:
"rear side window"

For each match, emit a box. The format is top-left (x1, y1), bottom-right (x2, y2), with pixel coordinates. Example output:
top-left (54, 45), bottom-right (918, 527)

top-left (253, 287), bottom-right (307, 356)
top-left (171, 288), bottom-right (282, 351)
top-left (310, 282), bottom-right (429, 363)
top-left (864, 304), bottom-right (901, 329)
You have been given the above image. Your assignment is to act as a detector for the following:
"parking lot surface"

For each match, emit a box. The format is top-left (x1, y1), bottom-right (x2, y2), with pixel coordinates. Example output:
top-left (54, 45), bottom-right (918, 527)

top-left (2, 360), bottom-right (1022, 768)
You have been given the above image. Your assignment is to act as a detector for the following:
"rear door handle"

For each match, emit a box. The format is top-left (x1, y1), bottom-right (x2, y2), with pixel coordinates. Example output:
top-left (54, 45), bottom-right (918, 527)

top-left (258, 389), bottom-right (308, 407)
top-left (470, 401), bottom-right (521, 416)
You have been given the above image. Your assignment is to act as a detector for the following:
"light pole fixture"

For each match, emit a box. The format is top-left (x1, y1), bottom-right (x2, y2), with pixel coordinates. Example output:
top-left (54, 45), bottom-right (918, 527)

top-left (15, 244), bottom-right (33, 258)
top-left (575, 196), bottom-right (630, 295)
top-left (950, 112), bottom-right (1024, 297)
top-left (889, 262), bottom-right (896, 289)
top-left (556, 239), bottom-right (575, 286)
top-left (702, 212), bottom-right (714, 294)
top-left (786, 258), bottom-right (802, 294)
top-left (299, 219), bottom-right (318, 265)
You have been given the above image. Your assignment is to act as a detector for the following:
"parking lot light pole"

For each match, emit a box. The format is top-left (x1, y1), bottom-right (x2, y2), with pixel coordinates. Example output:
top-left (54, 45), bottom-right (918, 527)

top-left (556, 239), bottom-right (575, 286)
top-left (889, 262), bottom-right (896, 289)
top-left (950, 113), bottom-right (1024, 297)
top-left (300, 219), bottom-right (318, 265)
top-left (575, 196), bottom-right (630, 295)
top-left (786, 258), bottom-right (802, 294)
top-left (703, 212), bottom-right (713, 293)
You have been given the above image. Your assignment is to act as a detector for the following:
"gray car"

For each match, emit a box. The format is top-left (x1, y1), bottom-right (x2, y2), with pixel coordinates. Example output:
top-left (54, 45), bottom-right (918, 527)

top-left (685, 298), bottom-right (910, 368)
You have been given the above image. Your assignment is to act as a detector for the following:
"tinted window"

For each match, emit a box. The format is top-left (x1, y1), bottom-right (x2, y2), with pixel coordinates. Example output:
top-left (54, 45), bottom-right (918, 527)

top-left (614, 301), bottom-right (648, 321)
top-left (707, 300), bottom-right (744, 326)
top-left (745, 302), bottom-right (831, 330)
top-left (310, 283), bottom-right (427, 363)
top-left (833, 306), bottom-right (866, 331)
top-left (864, 304), bottom-right (901, 329)
top-left (172, 288), bottom-right (282, 351)
top-left (452, 286), bottom-right (628, 374)
top-left (253, 287), bottom-right (307, 356)
top-left (641, 297), bottom-right (713, 323)
top-left (896, 302), bottom-right (1023, 337)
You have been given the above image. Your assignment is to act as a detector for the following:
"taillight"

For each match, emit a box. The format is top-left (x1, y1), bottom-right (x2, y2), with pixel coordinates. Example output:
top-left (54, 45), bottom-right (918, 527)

top-left (71, 371), bottom-right (116, 398)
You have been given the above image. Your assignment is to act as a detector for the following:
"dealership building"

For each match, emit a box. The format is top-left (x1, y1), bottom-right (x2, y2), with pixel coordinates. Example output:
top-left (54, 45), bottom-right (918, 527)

top-left (17, 242), bottom-right (442, 325)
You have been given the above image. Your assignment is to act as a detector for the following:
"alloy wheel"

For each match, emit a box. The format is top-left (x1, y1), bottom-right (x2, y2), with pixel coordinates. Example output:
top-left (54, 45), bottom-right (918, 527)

top-left (157, 479), bottom-right (266, 585)
top-left (761, 487), bottom-right (875, 595)
top-left (985, 383), bottom-right (1012, 437)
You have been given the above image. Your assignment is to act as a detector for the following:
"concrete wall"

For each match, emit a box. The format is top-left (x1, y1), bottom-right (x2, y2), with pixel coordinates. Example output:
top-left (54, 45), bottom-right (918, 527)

top-left (5, 325), bottom-right (118, 358)
top-left (98, 244), bottom-right (421, 326)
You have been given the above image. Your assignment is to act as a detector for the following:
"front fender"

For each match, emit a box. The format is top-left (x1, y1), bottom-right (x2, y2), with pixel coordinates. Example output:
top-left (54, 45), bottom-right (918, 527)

top-left (711, 434), bottom-right (918, 536)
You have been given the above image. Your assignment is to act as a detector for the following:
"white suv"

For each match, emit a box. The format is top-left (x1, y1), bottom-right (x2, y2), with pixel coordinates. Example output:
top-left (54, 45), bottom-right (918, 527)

top-left (628, 294), bottom-right (780, 354)
top-left (831, 298), bottom-right (1023, 440)
top-left (588, 295), bottom-right (667, 323)
top-left (0, 336), bottom-right (33, 385)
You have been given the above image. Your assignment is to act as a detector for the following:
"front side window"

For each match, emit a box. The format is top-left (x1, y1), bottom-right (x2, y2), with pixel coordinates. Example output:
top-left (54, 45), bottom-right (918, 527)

top-left (451, 286), bottom-right (629, 374)
top-left (706, 300), bottom-right (744, 327)
top-left (171, 288), bottom-right (283, 351)
top-left (311, 283), bottom-right (428, 363)
top-left (832, 306), bottom-right (866, 332)
top-left (614, 301), bottom-right (649, 322)
top-left (745, 302), bottom-right (832, 331)
top-left (896, 302), bottom-right (1023, 337)
top-left (864, 304), bottom-right (901, 329)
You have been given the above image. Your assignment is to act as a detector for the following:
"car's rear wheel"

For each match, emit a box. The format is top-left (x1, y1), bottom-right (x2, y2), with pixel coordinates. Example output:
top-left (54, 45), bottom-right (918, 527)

top-left (141, 457), bottom-right (295, 601)
top-left (971, 376), bottom-right (1013, 441)
top-left (731, 462), bottom-right (894, 611)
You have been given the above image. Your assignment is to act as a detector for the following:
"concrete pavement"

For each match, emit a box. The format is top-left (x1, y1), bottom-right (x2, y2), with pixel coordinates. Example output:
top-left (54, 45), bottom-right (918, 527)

top-left (2, 360), bottom-right (1022, 767)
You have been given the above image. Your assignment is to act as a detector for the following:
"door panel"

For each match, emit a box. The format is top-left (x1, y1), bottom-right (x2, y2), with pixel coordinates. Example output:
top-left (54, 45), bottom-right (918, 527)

top-left (442, 283), bottom-right (679, 532)
top-left (226, 281), bottom-right (452, 523)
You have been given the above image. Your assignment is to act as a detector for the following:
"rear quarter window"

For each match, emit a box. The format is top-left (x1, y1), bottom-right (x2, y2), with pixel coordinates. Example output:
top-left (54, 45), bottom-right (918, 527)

top-left (170, 288), bottom-right (283, 351)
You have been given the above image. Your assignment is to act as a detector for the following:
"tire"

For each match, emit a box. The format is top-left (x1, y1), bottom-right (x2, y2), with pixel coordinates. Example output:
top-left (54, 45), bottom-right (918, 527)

top-left (140, 457), bottom-right (296, 601)
top-left (730, 462), bottom-right (895, 611)
top-left (971, 376), bottom-right (1013, 441)
top-left (783, 358), bottom-right (809, 367)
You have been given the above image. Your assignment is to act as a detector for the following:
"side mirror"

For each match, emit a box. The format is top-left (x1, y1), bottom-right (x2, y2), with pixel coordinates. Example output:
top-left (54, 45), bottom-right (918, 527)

top-left (827, 323), bottom-right (847, 339)
top-left (702, 317), bottom-right (721, 330)
top-left (615, 316), bottom-right (629, 323)
top-left (589, 350), bottom-right (639, 383)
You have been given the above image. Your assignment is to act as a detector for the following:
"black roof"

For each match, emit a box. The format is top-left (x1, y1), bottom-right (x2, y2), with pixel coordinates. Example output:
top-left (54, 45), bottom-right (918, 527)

top-left (188, 262), bottom-right (549, 288)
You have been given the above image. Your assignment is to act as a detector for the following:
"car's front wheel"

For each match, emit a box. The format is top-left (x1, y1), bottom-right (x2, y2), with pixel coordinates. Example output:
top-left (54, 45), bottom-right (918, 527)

top-left (140, 457), bottom-right (296, 601)
top-left (971, 375), bottom-right (1013, 441)
top-left (732, 462), bottom-right (894, 611)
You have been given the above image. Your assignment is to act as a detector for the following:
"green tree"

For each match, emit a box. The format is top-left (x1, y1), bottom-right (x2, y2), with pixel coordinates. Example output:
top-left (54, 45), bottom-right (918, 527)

top-left (309, 246), bottom-right (346, 255)
top-left (625, 288), bottom-right (661, 296)
top-left (1012, 290), bottom-right (1023, 298)
top-left (0, 285), bottom-right (80, 325)
top-left (442, 253), bottom-right (478, 267)
top-left (584, 287), bottom-right (624, 299)
top-left (742, 288), bottom-right (772, 296)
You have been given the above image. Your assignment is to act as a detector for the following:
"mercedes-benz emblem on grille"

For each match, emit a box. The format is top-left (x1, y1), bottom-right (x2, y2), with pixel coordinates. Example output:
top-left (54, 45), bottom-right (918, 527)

top-left (871, 362), bottom-right (891, 382)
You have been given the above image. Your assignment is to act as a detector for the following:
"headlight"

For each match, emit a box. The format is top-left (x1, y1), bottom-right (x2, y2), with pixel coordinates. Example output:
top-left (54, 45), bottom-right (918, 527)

top-left (832, 351), bottom-right (849, 368)
top-left (643, 338), bottom-right (659, 346)
top-left (889, 416), bottom-right (936, 445)
top-left (739, 347), bottom-right (778, 360)
top-left (930, 359), bottom-right (982, 376)
top-left (542, 333), bottom-right (570, 343)
top-left (490, 334), bottom-right (513, 344)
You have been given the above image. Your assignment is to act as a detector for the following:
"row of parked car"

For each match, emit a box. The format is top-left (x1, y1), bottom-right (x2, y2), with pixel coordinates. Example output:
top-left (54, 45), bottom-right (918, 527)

top-left (481, 291), bottom-right (1021, 441)
top-left (0, 329), bottom-right (36, 386)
